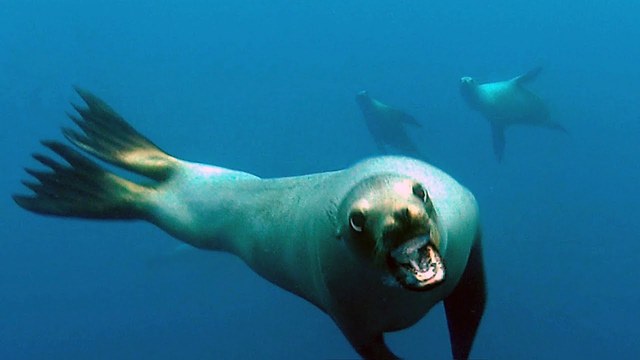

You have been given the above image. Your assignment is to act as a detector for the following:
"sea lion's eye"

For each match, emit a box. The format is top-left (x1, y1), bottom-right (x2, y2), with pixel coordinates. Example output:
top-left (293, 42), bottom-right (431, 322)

top-left (412, 183), bottom-right (427, 202)
top-left (349, 211), bottom-right (366, 233)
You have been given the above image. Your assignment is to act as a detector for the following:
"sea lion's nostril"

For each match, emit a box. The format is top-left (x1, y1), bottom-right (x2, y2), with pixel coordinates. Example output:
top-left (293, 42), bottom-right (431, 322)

top-left (395, 207), bottom-right (411, 223)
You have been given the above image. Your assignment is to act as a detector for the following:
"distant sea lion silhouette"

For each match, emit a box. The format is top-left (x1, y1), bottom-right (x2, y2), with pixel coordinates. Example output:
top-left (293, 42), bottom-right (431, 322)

top-left (356, 90), bottom-right (425, 158)
top-left (14, 89), bottom-right (486, 359)
top-left (460, 67), bottom-right (566, 160)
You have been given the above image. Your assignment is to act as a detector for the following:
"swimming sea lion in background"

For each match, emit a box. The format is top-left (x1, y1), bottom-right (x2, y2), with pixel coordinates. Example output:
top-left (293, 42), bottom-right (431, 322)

top-left (460, 67), bottom-right (566, 160)
top-left (355, 90), bottom-right (425, 158)
top-left (13, 89), bottom-right (486, 359)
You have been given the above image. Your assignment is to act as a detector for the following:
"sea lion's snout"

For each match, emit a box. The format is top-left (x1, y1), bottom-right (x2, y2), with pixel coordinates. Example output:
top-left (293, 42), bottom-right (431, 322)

top-left (460, 77), bottom-right (476, 90)
top-left (383, 204), bottom-right (446, 291)
top-left (459, 77), bottom-right (480, 108)
top-left (355, 90), bottom-right (369, 107)
top-left (383, 203), bottom-right (429, 248)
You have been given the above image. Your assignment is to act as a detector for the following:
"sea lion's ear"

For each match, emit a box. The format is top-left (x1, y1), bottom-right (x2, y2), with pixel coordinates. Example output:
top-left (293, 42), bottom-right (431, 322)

top-left (444, 229), bottom-right (486, 360)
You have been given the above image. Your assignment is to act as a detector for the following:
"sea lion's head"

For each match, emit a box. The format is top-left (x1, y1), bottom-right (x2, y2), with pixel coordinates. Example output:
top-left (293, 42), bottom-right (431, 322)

top-left (338, 174), bottom-right (445, 291)
top-left (460, 76), bottom-right (476, 88)
top-left (355, 90), bottom-right (372, 110)
top-left (459, 76), bottom-right (480, 108)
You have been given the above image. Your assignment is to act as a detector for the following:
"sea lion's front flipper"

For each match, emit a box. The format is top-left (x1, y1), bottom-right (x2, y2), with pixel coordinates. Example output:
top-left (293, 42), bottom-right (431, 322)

top-left (444, 231), bottom-right (486, 360)
top-left (512, 66), bottom-right (542, 85)
top-left (490, 122), bottom-right (506, 161)
top-left (340, 327), bottom-right (399, 360)
top-left (357, 334), bottom-right (399, 360)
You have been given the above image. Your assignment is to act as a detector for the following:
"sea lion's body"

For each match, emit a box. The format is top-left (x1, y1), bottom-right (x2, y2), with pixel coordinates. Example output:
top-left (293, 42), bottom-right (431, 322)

top-left (460, 67), bottom-right (566, 160)
top-left (154, 156), bottom-right (478, 329)
top-left (468, 81), bottom-right (549, 125)
top-left (355, 91), bottom-right (424, 158)
top-left (14, 90), bottom-right (486, 359)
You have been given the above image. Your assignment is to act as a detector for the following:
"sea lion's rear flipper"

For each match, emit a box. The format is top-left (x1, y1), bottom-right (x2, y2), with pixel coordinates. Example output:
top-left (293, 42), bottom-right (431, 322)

top-left (13, 142), bottom-right (148, 219)
top-left (13, 88), bottom-right (178, 219)
top-left (546, 121), bottom-right (569, 134)
top-left (512, 66), bottom-right (542, 85)
top-left (64, 88), bottom-right (177, 181)
top-left (444, 231), bottom-right (486, 360)
top-left (490, 123), bottom-right (506, 161)
top-left (393, 109), bottom-right (422, 128)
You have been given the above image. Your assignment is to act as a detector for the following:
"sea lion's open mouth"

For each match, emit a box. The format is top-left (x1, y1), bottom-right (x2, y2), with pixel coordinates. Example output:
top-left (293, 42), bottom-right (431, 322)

top-left (387, 235), bottom-right (445, 291)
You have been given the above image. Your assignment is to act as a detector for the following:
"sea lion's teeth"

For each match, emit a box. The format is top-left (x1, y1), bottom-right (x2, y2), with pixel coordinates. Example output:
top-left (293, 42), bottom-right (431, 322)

top-left (420, 255), bottom-right (429, 270)
top-left (409, 259), bottom-right (420, 271)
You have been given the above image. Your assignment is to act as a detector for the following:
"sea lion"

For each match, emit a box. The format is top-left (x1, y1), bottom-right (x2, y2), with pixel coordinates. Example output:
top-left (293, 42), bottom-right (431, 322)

top-left (355, 90), bottom-right (424, 158)
top-left (13, 89), bottom-right (486, 359)
top-left (460, 67), bottom-right (566, 160)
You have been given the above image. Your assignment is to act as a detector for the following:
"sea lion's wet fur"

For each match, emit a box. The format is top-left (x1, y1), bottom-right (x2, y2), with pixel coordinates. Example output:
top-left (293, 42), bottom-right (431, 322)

top-left (14, 89), bottom-right (486, 359)
top-left (460, 67), bottom-right (566, 160)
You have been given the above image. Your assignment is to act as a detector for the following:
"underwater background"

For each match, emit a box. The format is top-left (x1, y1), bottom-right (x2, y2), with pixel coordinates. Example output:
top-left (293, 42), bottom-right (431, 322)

top-left (1, 1), bottom-right (638, 359)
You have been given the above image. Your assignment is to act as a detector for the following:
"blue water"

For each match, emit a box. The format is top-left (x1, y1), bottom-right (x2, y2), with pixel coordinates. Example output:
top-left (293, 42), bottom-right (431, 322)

top-left (2, 1), bottom-right (638, 359)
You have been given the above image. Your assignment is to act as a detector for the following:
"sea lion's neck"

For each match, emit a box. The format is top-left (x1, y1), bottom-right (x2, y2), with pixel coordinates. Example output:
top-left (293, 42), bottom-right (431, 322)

top-left (244, 173), bottom-right (348, 309)
top-left (152, 168), bottom-right (342, 309)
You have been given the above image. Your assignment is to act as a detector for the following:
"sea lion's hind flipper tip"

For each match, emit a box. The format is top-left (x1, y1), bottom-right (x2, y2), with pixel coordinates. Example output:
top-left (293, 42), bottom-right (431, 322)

top-left (12, 194), bottom-right (67, 218)
top-left (14, 143), bottom-right (146, 219)
top-left (12, 194), bottom-right (33, 211)
top-left (67, 88), bottom-right (177, 181)
top-left (72, 86), bottom-right (90, 100)
top-left (551, 122), bottom-right (569, 134)
top-left (514, 66), bottom-right (543, 85)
